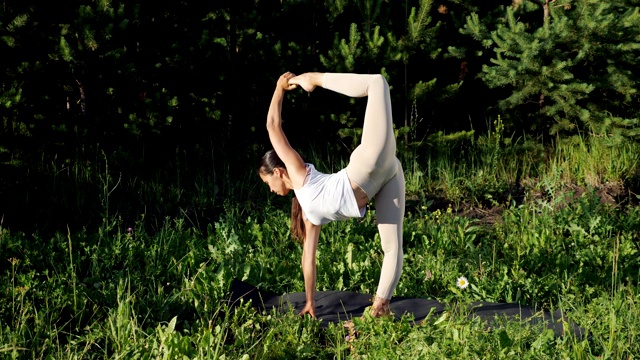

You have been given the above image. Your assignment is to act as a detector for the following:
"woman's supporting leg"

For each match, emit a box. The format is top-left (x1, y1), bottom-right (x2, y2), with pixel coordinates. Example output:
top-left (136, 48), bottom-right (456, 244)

top-left (373, 158), bottom-right (405, 303)
top-left (321, 73), bottom-right (397, 198)
top-left (321, 73), bottom-right (405, 311)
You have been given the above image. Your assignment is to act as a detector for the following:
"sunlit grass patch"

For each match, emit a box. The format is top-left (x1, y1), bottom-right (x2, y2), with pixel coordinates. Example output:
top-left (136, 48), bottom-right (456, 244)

top-left (1, 132), bottom-right (640, 358)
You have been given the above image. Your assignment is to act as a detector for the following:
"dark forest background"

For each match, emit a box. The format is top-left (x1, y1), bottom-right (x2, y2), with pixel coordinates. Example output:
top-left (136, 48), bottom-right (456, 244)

top-left (1, 0), bottom-right (639, 234)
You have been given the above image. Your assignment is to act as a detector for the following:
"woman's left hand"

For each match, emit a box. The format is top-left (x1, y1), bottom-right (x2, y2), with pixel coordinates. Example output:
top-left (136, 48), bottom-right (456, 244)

top-left (278, 72), bottom-right (298, 91)
top-left (299, 301), bottom-right (317, 319)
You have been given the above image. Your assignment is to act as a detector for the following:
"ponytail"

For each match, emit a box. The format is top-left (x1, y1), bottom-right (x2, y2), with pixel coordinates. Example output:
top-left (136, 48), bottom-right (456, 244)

top-left (259, 149), bottom-right (306, 244)
top-left (291, 197), bottom-right (306, 245)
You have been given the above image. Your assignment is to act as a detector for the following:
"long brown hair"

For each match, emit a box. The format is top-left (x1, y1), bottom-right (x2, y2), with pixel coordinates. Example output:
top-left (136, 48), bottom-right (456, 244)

top-left (259, 150), bottom-right (306, 244)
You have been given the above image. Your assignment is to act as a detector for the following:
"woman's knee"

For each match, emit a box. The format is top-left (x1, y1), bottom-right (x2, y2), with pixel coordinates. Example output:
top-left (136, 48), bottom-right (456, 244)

top-left (379, 225), bottom-right (402, 251)
top-left (369, 74), bottom-right (388, 91)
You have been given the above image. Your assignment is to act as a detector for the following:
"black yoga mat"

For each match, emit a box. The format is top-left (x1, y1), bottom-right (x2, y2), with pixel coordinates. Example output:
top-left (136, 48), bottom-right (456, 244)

top-left (227, 279), bottom-right (585, 339)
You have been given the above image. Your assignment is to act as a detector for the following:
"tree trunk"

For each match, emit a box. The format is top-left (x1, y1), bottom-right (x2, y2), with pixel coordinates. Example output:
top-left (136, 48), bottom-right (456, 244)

top-left (403, 0), bottom-right (409, 149)
top-left (543, 0), bottom-right (550, 22)
top-left (529, 0), bottom-right (551, 23)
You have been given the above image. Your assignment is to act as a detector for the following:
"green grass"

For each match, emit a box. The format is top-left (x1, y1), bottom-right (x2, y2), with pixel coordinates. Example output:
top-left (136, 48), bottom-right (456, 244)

top-left (1, 133), bottom-right (640, 358)
top-left (402, 124), bottom-right (640, 210)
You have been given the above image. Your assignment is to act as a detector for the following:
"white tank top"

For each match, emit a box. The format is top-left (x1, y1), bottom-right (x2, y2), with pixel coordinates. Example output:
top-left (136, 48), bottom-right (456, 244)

top-left (294, 164), bottom-right (366, 225)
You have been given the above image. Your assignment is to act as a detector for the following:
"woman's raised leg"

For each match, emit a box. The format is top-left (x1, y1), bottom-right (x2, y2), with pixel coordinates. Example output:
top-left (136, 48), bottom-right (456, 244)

top-left (290, 72), bottom-right (395, 169)
top-left (319, 73), bottom-right (397, 198)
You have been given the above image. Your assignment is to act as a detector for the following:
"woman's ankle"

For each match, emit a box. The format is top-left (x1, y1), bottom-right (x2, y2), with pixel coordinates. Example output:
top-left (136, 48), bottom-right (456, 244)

top-left (310, 72), bottom-right (324, 88)
top-left (370, 295), bottom-right (391, 317)
top-left (290, 72), bottom-right (322, 92)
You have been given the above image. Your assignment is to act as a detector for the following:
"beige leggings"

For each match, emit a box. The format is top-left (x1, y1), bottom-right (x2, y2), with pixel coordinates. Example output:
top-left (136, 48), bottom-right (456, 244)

top-left (322, 73), bottom-right (405, 300)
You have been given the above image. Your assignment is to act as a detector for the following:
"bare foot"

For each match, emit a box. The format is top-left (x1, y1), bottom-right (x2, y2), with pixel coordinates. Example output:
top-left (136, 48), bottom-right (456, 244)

top-left (370, 295), bottom-right (391, 317)
top-left (289, 72), bottom-right (323, 92)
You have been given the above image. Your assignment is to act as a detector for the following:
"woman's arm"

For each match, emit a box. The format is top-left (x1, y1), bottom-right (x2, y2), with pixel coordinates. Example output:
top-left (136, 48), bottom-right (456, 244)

top-left (267, 72), bottom-right (307, 187)
top-left (299, 218), bottom-right (321, 318)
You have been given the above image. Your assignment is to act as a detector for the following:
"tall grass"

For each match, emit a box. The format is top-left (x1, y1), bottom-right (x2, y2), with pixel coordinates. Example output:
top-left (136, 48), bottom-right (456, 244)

top-left (1, 131), bottom-right (639, 358)
top-left (401, 118), bottom-right (640, 209)
top-left (542, 134), bottom-right (640, 188)
top-left (2, 192), bottom-right (639, 358)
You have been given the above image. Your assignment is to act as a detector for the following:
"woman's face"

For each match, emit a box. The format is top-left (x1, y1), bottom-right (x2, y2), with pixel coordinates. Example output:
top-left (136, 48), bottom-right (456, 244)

top-left (260, 169), bottom-right (290, 196)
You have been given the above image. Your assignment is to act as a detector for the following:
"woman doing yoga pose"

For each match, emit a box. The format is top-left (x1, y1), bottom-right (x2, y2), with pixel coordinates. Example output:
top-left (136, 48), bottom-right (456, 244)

top-left (258, 72), bottom-right (405, 318)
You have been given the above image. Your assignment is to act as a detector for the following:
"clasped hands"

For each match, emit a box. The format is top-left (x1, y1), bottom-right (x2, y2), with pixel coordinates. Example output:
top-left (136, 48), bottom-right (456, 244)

top-left (277, 72), bottom-right (298, 91)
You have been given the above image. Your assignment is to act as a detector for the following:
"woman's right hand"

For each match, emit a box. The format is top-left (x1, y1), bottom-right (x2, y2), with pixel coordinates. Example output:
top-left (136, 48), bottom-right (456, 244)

top-left (277, 72), bottom-right (298, 91)
top-left (299, 301), bottom-right (317, 319)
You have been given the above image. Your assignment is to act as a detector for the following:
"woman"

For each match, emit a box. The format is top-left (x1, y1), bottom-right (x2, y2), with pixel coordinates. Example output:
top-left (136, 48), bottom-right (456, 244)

top-left (258, 71), bottom-right (405, 318)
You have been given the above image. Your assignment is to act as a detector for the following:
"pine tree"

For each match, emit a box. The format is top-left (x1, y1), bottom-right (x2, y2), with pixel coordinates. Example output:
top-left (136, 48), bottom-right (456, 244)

top-left (318, 0), bottom-right (444, 148)
top-left (459, 0), bottom-right (640, 138)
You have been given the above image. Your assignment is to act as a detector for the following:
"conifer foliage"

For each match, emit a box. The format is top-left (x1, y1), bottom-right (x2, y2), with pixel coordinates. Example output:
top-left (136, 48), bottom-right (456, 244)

top-left (459, 0), bottom-right (640, 138)
top-left (1, 0), bottom-right (640, 174)
top-left (317, 0), bottom-right (444, 146)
